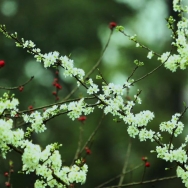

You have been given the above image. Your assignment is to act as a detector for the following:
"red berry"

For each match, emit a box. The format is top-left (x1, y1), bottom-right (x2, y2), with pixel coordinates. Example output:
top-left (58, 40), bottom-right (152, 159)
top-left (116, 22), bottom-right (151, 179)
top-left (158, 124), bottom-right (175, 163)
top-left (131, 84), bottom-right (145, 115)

top-left (78, 115), bottom-right (87, 122)
top-left (145, 162), bottom-right (150, 167)
top-left (85, 147), bottom-right (92, 155)
top-left (19, 86), bottom-right (24, 92)
top-left (4, 172), bottom-right (9, 177)
top-left (28, 105), bottom-right (33, 110)
top-left (5, 182), bottom-right (11, 187)
top-left (52, 91), bottom-right (57, 96)
top-left (55, 83), bottom-right (62, 89)
top-left (109, 22), bottom-right (117, 29)
top-left (0, 60), bottom-right (5, 68)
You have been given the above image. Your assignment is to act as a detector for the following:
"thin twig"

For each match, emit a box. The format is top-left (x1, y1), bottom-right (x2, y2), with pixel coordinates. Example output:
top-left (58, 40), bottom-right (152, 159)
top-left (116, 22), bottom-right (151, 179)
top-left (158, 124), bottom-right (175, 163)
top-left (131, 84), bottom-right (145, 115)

top-left (64, 30), bottom-right (113, 100)
top-left (118, 138), bottom-right (132, 186)
top-left (80, 113), bottom-right (105, 154)
top-left (127, 66), bottom-right (139, 82)
top-left (17, 96), bottom-right (96, 114)
top-left (72, 125), bottom-right (84, 165)
top-left (0, 76), bottom-right (34, 90)
top-left (131, 62), bottom-right (165, 85)
top-left (95, 163), bottom-right (143, 188)
top-left (119, 30), bottom-right (161, 57)
top-left (102, 175), bottom-right (177, 188)
top-left (141, 165), bottom-right (146, 182)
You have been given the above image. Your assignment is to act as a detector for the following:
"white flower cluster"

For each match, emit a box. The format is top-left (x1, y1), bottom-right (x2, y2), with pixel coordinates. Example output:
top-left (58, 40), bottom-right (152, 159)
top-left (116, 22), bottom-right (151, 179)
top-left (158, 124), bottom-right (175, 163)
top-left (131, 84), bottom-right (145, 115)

top-left (21, 142), bottom-right (88, 187)
top-left (97, 82), bottom-right (156, 142)
top-left (156, 144), bottom-right (187, 163)
top-left (0, 119), bottom-right (24, 158)
top-left (147, 51), bottom-right (154, 59)
top-left (22, 105), bottom-right (61, 133)
top-left (177, 165), bottom-right (188, 187)
top-left (15, 38), bottom-right (36, 48)
top-left (22, 39), bottom-right (36, 48)
top-left (42, 51), bottom-right (60, 68)
top-left (34, 50), bottom-right (86, 81)
top-left (66, 98), bottom-right (94, 120)
top-left (173, 0), bottom-right (182, 12)
top-left (23, 111), bottom-right (46, 133)
top-left (102, 83), bottom-right (124, 96)
top-left (60, 55), bottom-right (85, 80)
top-left (159, 113), bottom-right (184, 137)
top-left (0, 92), bottom-right (89, 186)
top-left (0, 93), bottom-right (23, 158)
top-left (86, 78), bottom-right (100, 95)
top-left (154, 112), bottom-right (188, 187)
top-left (22, 99), bottom-right (94, 134)
top-left (126, 110), bottom-right (156, 141)
top-left (97, 83), bottom-right (126, 114)
top-left (158, 1), bottom-right (188, 72)
top-left (16, 38), bottom-right (86, 81)
top-left (0, 93), bottom-right (19, 116)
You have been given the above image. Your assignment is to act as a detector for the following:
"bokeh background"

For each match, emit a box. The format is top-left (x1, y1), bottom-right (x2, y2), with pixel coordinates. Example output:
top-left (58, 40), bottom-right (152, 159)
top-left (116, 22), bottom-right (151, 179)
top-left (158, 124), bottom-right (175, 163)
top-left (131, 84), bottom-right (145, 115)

top-left (0, 0), bottom-right (188, 187)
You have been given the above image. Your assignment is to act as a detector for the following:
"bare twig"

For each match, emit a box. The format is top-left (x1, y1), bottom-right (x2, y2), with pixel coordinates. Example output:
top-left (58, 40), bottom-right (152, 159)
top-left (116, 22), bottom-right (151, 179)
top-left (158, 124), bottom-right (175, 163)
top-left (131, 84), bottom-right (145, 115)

top-left (102, 175), bottom-right (177, 188)
top-left (80, 113), bottom-right (105, 154)
top-left (95, 163), bottom-right (143, 188)
top-left (118, 138), bottom-right (132, 186)
top-left (0, 76), bottom-right (34, 90)
top-left (72, 125), bottom-right (84, 165)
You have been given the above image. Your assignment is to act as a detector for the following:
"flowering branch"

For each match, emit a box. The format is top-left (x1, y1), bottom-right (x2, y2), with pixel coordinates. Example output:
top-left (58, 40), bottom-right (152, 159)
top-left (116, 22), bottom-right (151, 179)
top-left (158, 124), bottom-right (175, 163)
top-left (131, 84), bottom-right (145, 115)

top-left (0, 0), bottom-right (188, 187)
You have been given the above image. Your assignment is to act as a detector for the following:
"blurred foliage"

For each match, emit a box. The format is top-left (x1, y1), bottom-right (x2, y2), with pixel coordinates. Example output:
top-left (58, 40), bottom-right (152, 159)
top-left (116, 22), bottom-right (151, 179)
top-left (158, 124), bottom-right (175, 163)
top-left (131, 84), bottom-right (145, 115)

top-left (0, 0), bottom-right (187, 187)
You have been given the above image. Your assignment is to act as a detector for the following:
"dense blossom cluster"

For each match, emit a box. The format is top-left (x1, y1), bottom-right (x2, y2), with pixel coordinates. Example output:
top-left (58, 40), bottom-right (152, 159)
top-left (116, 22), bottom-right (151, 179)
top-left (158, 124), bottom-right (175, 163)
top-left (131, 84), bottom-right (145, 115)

top-left (0, 93), bottom-right (88, 186)
top-left (156, 144), bottom-right (187, 164)
top-left (22, 143), bottom-right (88, 187)
top-left (159, 113), bottom-right (184, 136)
top-left (1, 0), bottom-right (188, 187)
top-left (158, 1), bottom-right (188, 72)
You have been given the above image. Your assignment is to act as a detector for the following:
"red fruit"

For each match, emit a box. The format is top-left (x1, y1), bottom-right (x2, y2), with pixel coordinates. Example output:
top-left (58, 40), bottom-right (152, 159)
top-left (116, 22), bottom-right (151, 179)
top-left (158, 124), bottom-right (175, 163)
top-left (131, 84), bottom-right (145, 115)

top-left (52, 91), bottom-right (57, 96)
top-left (28, 105), bottom-right (33, 110)
top-left (145, 162), bottom-right (150, 167)
top-left (55, 83), bottom-right (62, 89)
top-left (78, 115), bottom-right (86, 122)
top-left (5, 182), bottom-right (11, 187)
top-left (0, 60), bottom-right (5, 68)
top-left (4, 172), bottom-right (9, 177)
top-left (19, 86), bottom-right (24, 92)
top-left (85, 147), bottom-right (92, 155)
top-left (109, 22), bottom-right (117, 29)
